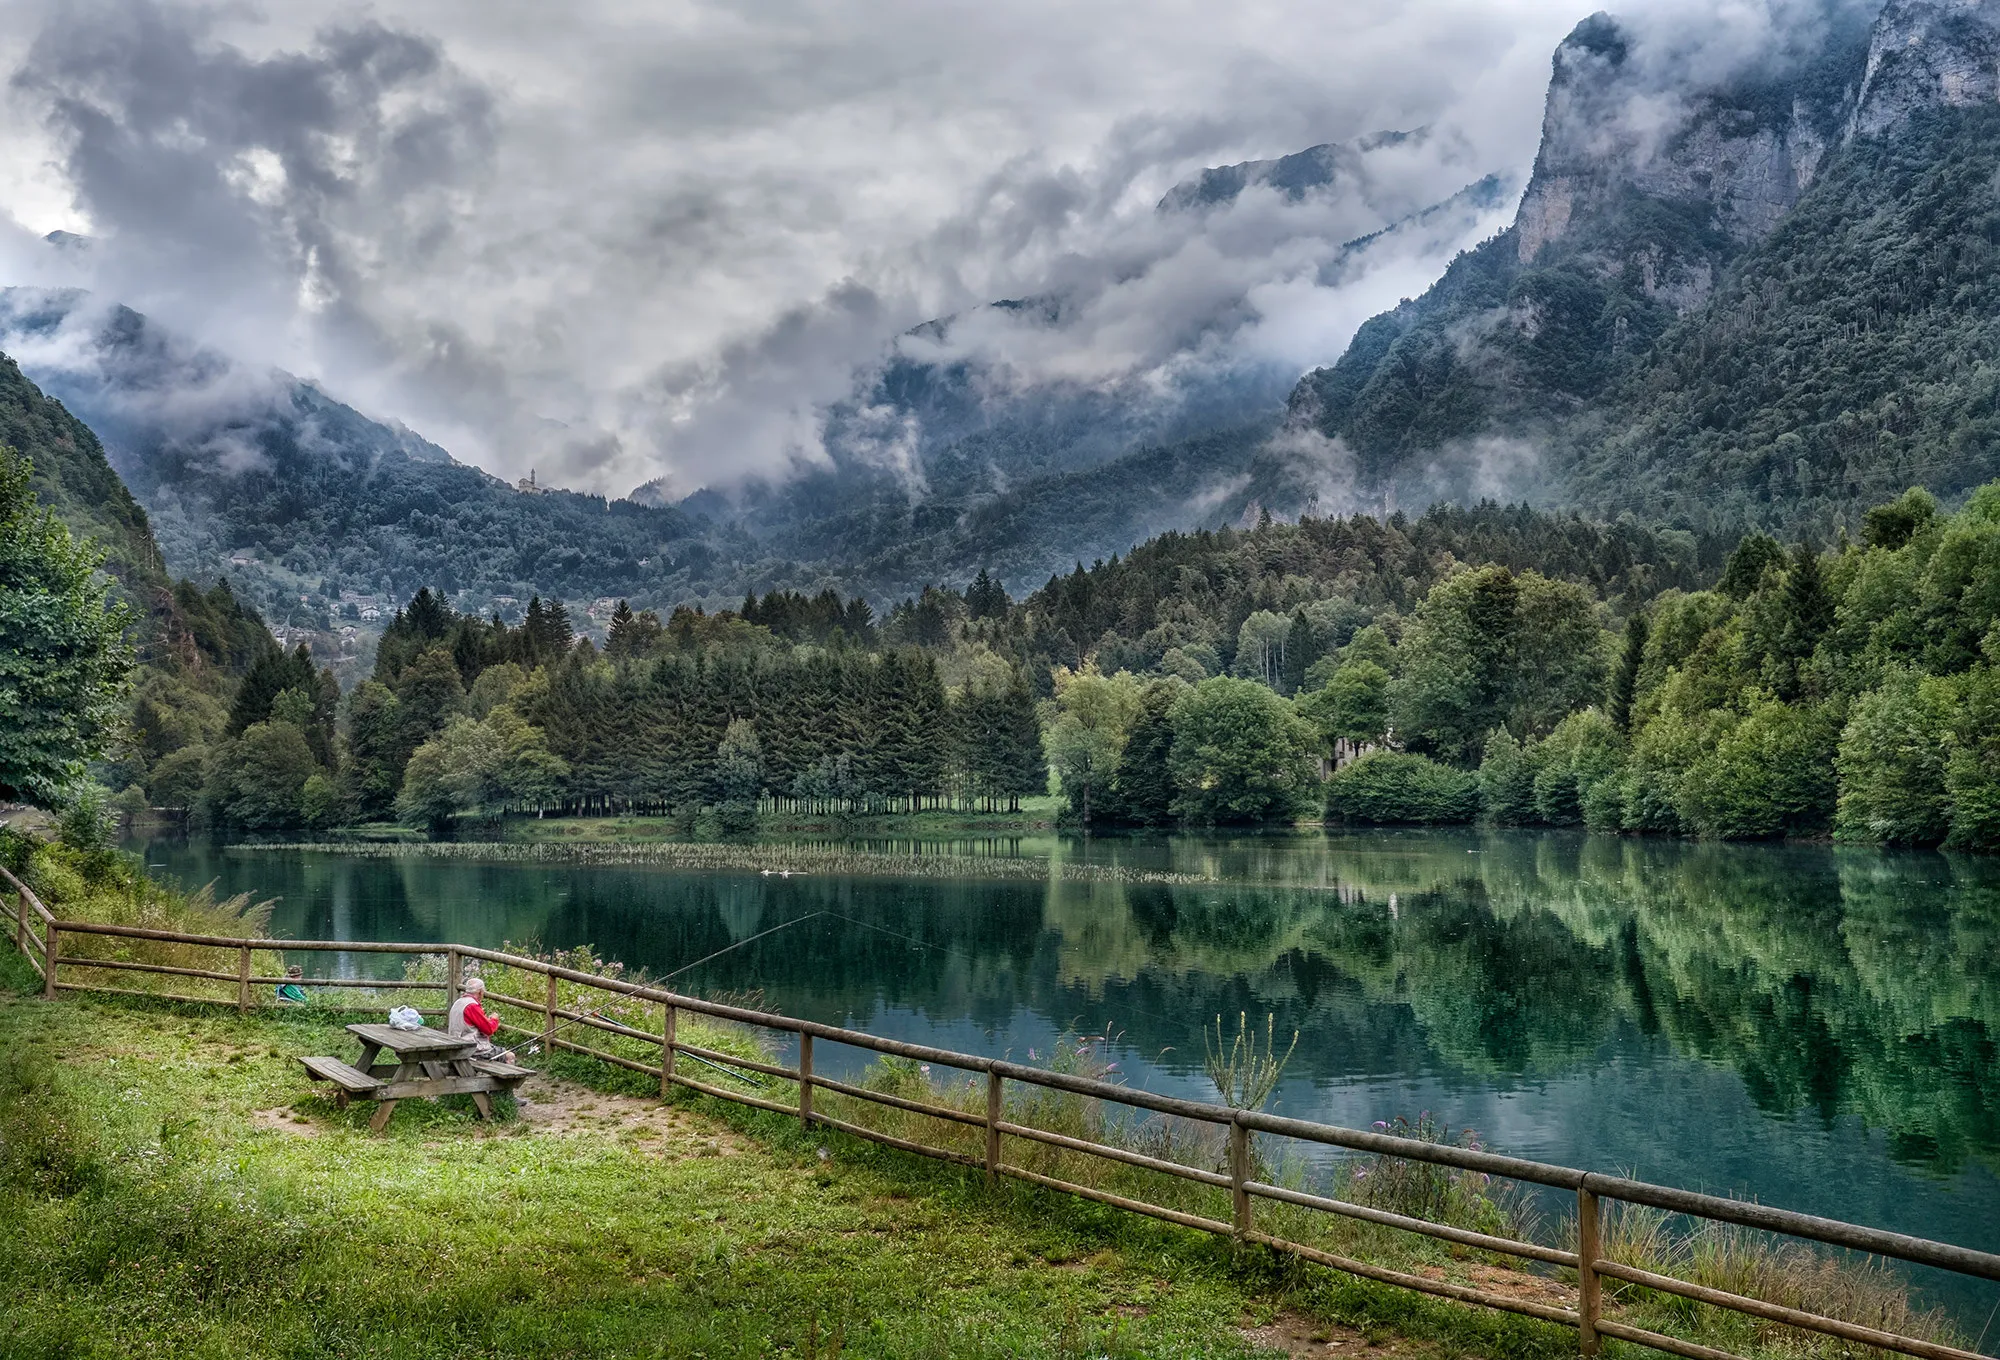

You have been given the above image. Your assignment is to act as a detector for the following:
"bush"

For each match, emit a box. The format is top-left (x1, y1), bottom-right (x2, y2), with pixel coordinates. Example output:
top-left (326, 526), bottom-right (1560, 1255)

top-left (1325, 752), bottom-right (1479, 825)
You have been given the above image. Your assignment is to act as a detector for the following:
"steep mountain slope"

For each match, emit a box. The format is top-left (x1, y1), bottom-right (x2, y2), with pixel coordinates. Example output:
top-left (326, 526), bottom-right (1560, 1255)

top-left (1283, 0), bottom-right (2000, 531)
top-left (663, 166), bottom-right (1514, 592)
top-left (0, 291), bottom-right (704, 625)
top-left (1285, 7), bottom-right (1873, 497)
top-left (1, 346), bottom-right (276, 791)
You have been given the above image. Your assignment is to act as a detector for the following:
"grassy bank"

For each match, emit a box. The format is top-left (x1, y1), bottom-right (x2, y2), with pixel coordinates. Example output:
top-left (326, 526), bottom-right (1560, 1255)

top-left (508, 796), bottom-right (1064, 841)
top-left (0, 963), bottom-right (1583, 1360)
top-left (3, 841), bottom-right (1967, 1360)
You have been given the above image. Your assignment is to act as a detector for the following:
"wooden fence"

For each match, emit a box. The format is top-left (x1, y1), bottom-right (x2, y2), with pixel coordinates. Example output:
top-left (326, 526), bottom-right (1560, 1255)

top-left (5, 864), bottom-right (1998, 1360)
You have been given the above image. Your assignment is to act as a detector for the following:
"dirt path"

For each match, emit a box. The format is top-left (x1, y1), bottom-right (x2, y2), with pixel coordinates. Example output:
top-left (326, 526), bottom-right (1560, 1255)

top-left (257, 1070), bottom-right (760, 1156)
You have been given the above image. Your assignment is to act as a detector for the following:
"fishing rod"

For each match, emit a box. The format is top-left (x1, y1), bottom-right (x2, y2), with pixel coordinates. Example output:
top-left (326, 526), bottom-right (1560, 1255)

top-left (661, 909), bottom-right (828, 981)
top-left (516, 909), bottom-right (830, 1076)
top-left (520, 1016), bottom-right (768, 1088)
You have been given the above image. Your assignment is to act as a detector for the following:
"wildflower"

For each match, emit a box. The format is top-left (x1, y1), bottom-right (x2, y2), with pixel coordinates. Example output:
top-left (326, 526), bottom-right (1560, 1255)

top-left (1373, 1121), bottom-right (1388, 1129)
top-left (1028, 1048), bottom-right (1038, 1061)
top-left (919, 1065), bottom-right (931, 1076)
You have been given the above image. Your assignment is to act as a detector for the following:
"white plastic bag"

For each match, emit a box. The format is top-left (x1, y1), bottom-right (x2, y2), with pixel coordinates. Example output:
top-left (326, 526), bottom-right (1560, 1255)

top-left (387, 1005), bottom-right (424, 1030)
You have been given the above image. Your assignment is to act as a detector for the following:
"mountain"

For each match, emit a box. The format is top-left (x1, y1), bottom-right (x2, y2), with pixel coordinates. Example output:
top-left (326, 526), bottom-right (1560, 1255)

top-left (1156, 128), bottom-right (1442, 213)
top-left (648, 156), bottom-right (1514, 595)
top-left (1, 344), bottom-right (278, 792)
top-left (0, 290), bottom-right (707, 634)
top-left (1282, 0), bottom-right (2000, 531)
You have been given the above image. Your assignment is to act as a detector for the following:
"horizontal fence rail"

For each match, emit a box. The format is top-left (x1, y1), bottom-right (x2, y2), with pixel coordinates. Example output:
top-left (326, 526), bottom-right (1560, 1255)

top-left (4, 863), bottom-right (1996, 1360)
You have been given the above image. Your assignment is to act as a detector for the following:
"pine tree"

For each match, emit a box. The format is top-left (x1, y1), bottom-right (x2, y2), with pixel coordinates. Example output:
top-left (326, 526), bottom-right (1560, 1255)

top-left (1107, 681), bottom-right (1177, 825)
top-left (997, 670), bottom-right (1046, 811)
top-left (227, 644), bottom-right (316, 735)
top-left (1608, 612), bottom-right (1649, 733)
top-left (1278, 607), bottom-right (1325, 695)
top-left (1775, 543), bottom-right (1833, 700)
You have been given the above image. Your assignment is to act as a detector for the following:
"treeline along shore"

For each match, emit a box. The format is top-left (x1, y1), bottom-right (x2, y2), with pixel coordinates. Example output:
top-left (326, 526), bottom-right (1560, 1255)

top-left (54, 453), bottom-right (2000, 851)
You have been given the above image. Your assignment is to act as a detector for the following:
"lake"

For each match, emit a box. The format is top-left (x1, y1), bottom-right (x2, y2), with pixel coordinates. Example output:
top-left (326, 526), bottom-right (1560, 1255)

top-left (133, 828), bottom-right (2000, 1322)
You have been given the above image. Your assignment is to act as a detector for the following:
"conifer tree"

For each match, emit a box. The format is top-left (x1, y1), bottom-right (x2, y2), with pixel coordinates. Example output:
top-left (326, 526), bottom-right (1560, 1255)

top-left (1608, 612), bottom-right (1649, 733)
top-left (1278, 607), bottom-right (1324, 695)
top-left (1107, 681), bottom-right (1178, 825)
top-left (0, 446), bottom-right (134, 804)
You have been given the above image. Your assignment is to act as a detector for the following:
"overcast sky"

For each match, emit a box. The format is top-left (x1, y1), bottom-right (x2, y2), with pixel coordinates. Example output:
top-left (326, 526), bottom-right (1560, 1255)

top-left (0, 0), bottom-right (1838, 496)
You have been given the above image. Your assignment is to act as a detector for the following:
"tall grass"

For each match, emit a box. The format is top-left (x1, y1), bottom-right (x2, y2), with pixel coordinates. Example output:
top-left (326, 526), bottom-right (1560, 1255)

top-left (1589, 1200), bottom-right (1965, 1358)
top-left (5, 837), bottom-right (285, 1000)
top-left (246, 837), bottom-right (1243, 887)
top-left (1202, 1010), bottom-right (1298, 1110)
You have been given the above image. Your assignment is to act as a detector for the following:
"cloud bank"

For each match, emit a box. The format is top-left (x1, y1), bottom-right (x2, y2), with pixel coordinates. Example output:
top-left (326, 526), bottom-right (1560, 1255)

top-left (0, 0), bottom-right (1855, 498)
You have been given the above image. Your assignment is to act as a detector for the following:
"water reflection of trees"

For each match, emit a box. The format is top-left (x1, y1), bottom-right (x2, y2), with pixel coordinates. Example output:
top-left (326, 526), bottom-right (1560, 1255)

top-left (215, 833), bottom-right (2000, 1176)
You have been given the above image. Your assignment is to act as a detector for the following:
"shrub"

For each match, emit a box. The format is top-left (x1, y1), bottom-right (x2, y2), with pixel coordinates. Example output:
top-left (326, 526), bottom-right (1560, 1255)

top-left (1325, 753), bottom-right (1479, 825)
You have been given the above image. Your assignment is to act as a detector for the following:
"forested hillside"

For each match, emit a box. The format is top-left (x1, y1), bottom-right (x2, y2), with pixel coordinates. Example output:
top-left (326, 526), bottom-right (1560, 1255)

top-left (1282, 0), bottom-right (2000, 533)
top-left (0, 351), bottom-right (280, 805)
top-left (990, 478), bottom-right (2000, 851)
top-left (1567, 107), bottom-right (2000, 528)
top-left (0, 294), bottom-right (707, 631)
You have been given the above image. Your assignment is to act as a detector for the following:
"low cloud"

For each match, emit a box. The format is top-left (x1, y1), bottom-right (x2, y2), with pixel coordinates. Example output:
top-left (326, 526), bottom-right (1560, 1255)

top-left (0, 0), bottom-right (1828, 499)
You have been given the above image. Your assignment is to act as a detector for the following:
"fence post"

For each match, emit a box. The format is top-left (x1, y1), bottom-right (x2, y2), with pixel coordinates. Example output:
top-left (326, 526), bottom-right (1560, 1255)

top-left (798, 1031), bottom-right (814, 1129)
top-left (1230, 1116), bottom-right (1252, 1240)
top-left (43, 923), bottom-right (57, 999)
top-left (1577, 1185), bottom-right (1601, 1357)
top-left (543, 971), bottom-right (559, 1052)
top-left (985, 1069), bottom-right (1003, 1183)
top-left (13, 889), bottom-right (23, 955)
top-left (660, 1004), bottom-right (676, 1096)
top-left (445, 947), bottom-right (460, 1006)
top-left (237, 945), bottom-right (252, 1014)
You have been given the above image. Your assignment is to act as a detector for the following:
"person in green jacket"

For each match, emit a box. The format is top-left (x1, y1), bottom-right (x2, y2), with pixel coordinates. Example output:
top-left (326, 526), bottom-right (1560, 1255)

top-left (275, 964), bottom-right (309, 1004)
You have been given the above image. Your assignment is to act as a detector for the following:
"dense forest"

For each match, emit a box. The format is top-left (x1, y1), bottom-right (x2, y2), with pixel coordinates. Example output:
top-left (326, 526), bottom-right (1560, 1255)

top-left (104, 478), bottom-right (2000, 855)
top-left (0, 353), bottom-right (286, 816)
top-left (19, 309), bottom-right (2000, 853)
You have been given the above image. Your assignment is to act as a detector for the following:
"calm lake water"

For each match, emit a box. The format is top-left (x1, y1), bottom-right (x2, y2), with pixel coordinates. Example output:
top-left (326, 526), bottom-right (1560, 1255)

top-left (133, 829), bottom-right (2000, 1323)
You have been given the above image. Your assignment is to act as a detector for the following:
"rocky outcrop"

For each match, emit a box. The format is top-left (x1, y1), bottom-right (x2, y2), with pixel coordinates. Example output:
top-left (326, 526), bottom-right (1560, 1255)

top-left (1849, 0), bottom-right (2000, 137)
top-left (1514, 13), bottom-right (1863, 275)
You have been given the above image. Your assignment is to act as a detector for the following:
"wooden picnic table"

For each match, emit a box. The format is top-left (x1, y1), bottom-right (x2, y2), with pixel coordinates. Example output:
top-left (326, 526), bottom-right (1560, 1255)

top-left (299, 1023), bottom-right (532, 1133)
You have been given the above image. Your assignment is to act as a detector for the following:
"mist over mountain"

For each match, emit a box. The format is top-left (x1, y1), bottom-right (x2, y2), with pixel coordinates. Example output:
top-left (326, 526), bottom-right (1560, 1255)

top-left (11, 0), bottom-right (2000, 626)
top-left (0, 289), bottom-right (702, 632)
top-left (634, 131), bottom-right (1516, 589)
top-left (1278, 0), bottom-right (2000, 532)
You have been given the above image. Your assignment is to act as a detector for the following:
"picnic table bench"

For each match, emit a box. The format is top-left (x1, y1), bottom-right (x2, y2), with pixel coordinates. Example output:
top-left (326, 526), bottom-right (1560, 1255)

top-left (300, 1023), bottom-right (533, 1132)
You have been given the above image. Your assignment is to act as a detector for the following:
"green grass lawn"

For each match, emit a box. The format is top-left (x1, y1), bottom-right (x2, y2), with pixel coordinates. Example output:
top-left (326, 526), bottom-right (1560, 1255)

top-left (0, 951), bottom-right (1574, 1360)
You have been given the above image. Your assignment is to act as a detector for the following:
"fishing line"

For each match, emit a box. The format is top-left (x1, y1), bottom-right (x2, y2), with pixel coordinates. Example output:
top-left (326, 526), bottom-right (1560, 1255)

top-left (662, 910), bottom-right (829, 981)
top-left (807, 908), bottom-right (1207, 1058)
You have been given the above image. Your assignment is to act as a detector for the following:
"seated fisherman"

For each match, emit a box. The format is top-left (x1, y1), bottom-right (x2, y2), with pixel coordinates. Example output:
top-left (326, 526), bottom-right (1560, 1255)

top-left (446, 977), bottom-right (514, 1062)
top-left (274, 965), bottom-right (309, 1004)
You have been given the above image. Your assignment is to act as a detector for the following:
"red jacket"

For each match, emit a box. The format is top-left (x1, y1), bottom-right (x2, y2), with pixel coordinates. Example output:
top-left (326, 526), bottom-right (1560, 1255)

top-left (448, 994), bottom-right (500, 1038)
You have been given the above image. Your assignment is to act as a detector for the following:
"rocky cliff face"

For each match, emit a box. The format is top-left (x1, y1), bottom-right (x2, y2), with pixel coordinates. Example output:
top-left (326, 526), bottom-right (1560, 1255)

top-left (1278, 0), bottom-right (2000, 526)
top-left (1512, 11), bottom-right (1868, 296)
top-left (1850, 0), bottom-right (2000, 136)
